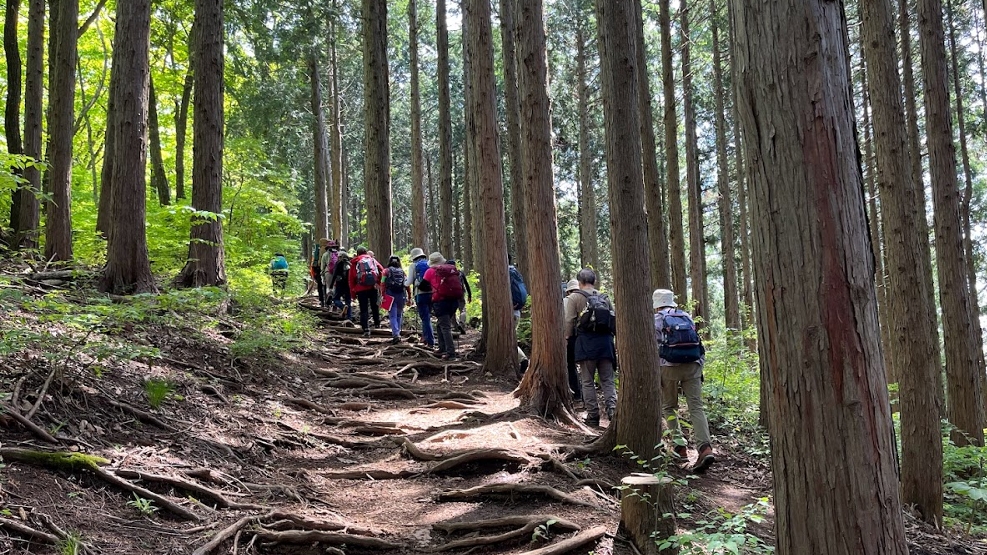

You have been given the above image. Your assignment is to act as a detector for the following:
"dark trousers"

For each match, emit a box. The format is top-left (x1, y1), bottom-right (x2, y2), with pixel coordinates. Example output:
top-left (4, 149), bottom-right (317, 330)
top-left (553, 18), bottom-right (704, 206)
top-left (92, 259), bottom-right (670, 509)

top-left (567, 337), bottom-right (581, 399)
top-left (333, 287), bottom-right (351, 319)
top-left (314, 267), bottom-right (326, 306)
top-left (356, 289), bottom-right (381, 331)
top-left (433, 299), bottom-right (459, 356)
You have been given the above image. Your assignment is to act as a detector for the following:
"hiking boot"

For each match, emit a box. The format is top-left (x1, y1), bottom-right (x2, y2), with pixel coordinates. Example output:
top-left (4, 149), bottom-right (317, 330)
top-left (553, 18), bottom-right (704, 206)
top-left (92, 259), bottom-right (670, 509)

top-left (693, 444), bottom-right (715, 473)
top-left (362, 330), bottom-right (371, 338)
top-left (391, 336), bottom-right (401, 344)
top-left (456, 324), bottom-right (466, 334)
top-left (606, 407), bottom-right (616, 422)
top-left (672, 445), bottom-right (688, 461)
top-left (584, 415), bottom-right (600, 427)
top-left (441, 353), bottom-right (459, 361)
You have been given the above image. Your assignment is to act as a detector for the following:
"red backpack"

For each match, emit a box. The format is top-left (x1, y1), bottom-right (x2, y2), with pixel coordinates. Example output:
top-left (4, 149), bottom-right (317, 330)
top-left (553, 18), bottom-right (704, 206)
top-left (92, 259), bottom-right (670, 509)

top-left (432, 265), bottom-right (465, 301)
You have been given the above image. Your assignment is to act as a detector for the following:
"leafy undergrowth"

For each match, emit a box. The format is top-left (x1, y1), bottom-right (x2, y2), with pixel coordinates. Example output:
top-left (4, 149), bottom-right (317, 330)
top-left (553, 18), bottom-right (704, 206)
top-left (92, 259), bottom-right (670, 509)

top-left (0, 272), bottom-right (982, 554)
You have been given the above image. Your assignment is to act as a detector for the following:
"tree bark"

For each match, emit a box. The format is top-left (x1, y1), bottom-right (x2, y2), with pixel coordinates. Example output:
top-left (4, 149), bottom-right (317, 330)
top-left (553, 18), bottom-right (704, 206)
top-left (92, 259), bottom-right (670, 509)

top-left (4, 0), bottom-right (23, 233)
top-left (591, 0), bottom-right (663, 459)
top-left (311, 54), bottom-right (330, 242)
top-left (463, 151), bottom-right (474, 270)
top-left (633, 0), bottom-right (670, 289)
top-left (148, 75), bottom-right (171, 207)
top-left (177, 0), bottom-right (226, 287)
top-left (727, 0), bottom-right (754, 330)
top-left (409, 0), bottom-right (427, 251)
top-left (437, 0), bottom-right (454, 257)
top-left (918, 0), bottom-right (986, 445)
top-left (175, 68), bottom-right (192, 200)
top-left (513, 0), bottom-right (572, 419)
top-left (499, 0), bottom-right (528, 279)
top-left (681, 4), bottom-right (707, 325)
top-left (330, 15), bottom-right (343, 242)
top-left (97, 15), bottom-right (121, 237)
top-left (100, 0), bottom-right (155, 295)
top-left (15, 0), bottom-right (44, 251)
top-left (862, 0), bottom-right (944, 524)
top-left (660, 0), bottom-right (688, 301)
top-left (711, 0), bottom-right (739, 331)
top-left (45, 0), bottom-right (79, 262)
top-left (575, 17), bottom-right (599, 272)
top-left (362, 0), bottom-right (392, 257)
top-left (465, 0), bottom-right (517, 375)
top-left (734, 1), bottom-right (909, 552)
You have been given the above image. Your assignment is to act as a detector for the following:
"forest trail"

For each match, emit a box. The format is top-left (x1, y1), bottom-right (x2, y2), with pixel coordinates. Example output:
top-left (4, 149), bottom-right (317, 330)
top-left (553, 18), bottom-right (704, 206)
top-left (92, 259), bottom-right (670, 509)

top-left (0, 295), bottom-right (981, 554)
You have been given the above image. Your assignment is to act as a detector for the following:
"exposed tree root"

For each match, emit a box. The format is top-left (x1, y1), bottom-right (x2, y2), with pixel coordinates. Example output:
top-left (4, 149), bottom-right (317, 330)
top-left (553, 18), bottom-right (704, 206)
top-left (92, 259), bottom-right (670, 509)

top-left (102, 396), bottom-right (177, 432)
top-left (338, 401), bottom-right (372, 411)
top-left (0, 402), bottom-right (59, 443)
top-left (535, 453), bottom-right (581, 481)
top-left (199, 384), bottom-right (229, 404)
top-left (359, 387), bottom-right (417, 400)
top-left (421, 401), bottom-right (475, 410)
top-left (251, 529), bottom-right (401, 549)
top-left (113, 469), bottom-right (267, 510)
top-left (0, 515), bottom-right (60, 545)
top-left (319, 468), bottom-right (417, 480)
top-left (436, 483), bottom-right (598, 508)
top-left (433, 515), bottom-right (580, 552)
top-left (575, 478), bottom-right (616, 492)
top-left (516, 525), bottom-right (608, 555)
top-left (285, 397), bottom-right (334, 414)
top-left (95, 467), bottom-right (202, 520)
top-left (427, 449), bottom-right (530, 474)
top-left (263, 511), bottom-right (376, 536)
top-left (349, 424), bottom-right (407, 436)
top-left (276, 422), bottom-right (376, 448)
top-left (192, 514), bottom-right (263, 555)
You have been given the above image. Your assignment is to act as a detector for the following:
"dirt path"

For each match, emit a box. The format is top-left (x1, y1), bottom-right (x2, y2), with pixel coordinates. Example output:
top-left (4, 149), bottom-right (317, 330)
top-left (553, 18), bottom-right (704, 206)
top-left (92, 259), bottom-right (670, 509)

top-left (1, 300), bottom-right (982, 554)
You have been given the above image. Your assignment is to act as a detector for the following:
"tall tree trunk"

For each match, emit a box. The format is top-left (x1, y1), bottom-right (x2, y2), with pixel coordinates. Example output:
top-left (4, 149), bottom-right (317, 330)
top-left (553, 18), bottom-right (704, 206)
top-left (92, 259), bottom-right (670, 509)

top-left (175, 69), bottom-right (192, 200)
top-left (575, 18), bottom-right (599, 271)
top-left (585, 0), bottom-right (663, 459)
top-left (101, 0), bottom-right (155, 295)
top-left (4, 0), bottom-right (24, 233)
top-left (946, 0), bottom-right (987, 417)
top-left (97, 16), bottom-right (121, 237)
top-left (660, 0), bottom-right (688, 301)
top-left (918, 0), bottom-right (986, 445)
top-left (499, 0), bottom-right (529, 278)
top-left (45, 0), bottom-right (79, 262)
top-left (633, 0), bottom-right (670, 289)
top-left (862, 0), bottom-right (944, 524)
top-left (711, 0), bottom-right (739, 331)
top-left (342, 138), bottom-right (350, 246)
top-left (409, 0), bottom-right (427, 251)
top-left (974, 2), bottom-right (987, 418)
top-left (330, 16), bottom-right (343, 242)
top-left (148, 75), bottom-right (171, 206)
top-left (177, 0), bottom-right (226, 287)
top-left (735, 1), bottom-right (908, 552)
top-left (311, 54), bottom-right (330, 242)
top-left (514, 0), bottom-right (571, 419)
top-left (15, 0), bottom-right (44, 251)
top-left (463, 151), bottom-right (474, 270)
top-left (681, 4), bottom-right (707, 324)
top-left (427, 154), bottom-right (438, 255)
top-left (363, 0), bottom-right (392, 257)
top-left (465, 0), bottom-right (517, 375)
top-left (727, 0), bottom-right (754, 328)
top-left (436, 0), bottom-right (454, 257)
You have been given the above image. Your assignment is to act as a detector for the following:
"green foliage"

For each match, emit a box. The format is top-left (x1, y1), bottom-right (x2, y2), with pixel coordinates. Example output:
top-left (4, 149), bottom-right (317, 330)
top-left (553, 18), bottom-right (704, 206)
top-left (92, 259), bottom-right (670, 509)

top-left (226, 290), bottom-right (316, 362)
top-left (144, 379), bottom-right (175, 409)
top-left (126, 494), bottom-right (158, 517)
top-left (942, 431), bottom-right (987, 533)
top-left (662, 499), bottom-right (775, 554)
top-left (531, 518), bottom-right (558, 543)
top-left (57, 531), bottom-right (85, 555)
top-left (701, 329), bottom-right (765, 448)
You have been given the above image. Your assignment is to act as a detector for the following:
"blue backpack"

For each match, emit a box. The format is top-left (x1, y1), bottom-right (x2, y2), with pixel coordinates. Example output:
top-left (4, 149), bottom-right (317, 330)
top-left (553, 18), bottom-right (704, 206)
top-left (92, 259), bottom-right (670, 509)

top-left (509, 266), bottom-right (528, 309)
top-left (657, 309), bottom-right (704, 363)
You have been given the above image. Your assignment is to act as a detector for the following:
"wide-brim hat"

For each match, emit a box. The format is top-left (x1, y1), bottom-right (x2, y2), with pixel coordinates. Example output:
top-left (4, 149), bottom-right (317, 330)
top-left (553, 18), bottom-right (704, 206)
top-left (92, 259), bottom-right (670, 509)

top-left (565, 279), bottom-right (580, 293)
top-left (428, 252), bottom-right (445, 266)
top-left (652, 289), bottom-right (677, 309)
top-left (410, 247), bottom-right (426, 260)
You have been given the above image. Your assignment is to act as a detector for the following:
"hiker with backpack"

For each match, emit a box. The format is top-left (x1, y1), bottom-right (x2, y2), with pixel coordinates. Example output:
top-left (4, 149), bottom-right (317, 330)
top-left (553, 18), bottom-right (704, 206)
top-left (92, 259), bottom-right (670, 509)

top-left (423, 252), bottom-right (465, 360)
top-left (312, 239), bottom-right (330, 307)
top-left (508, 258), bottom-right (528, 331)
top-left (328, 252), bottom-right (352, 320)
top-left (348, 247), bottom-right (385, 337)
top-left (405, 248), bottom-right (436, 349)
top-left (269, 253), bottom-right (290, 295)
top-left (562, 279), bottom-right (583, 401)
top-left (320, 240), bottom-right (341, 297)
top-left (446, 259), bottom-right (472, 333)
top-left (382, 256), bottom-right (411, 344)
top-left (652, 288), bottom-right (714, 473)
top-left (564, 268), bottom-right (616, 427)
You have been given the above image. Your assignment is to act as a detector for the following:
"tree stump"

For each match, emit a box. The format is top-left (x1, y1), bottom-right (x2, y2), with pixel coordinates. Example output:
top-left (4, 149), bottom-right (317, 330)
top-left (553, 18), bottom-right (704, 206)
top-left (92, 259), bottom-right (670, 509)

top-left (619, 473), bottom-right (677, 555)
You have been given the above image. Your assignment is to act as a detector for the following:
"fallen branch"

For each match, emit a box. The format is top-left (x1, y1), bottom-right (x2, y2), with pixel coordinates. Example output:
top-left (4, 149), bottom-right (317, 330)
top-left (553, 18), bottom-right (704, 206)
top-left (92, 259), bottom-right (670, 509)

top-left (433, 515), bottom-right (579, 552)
top-left (114, 469), bottom-right (267, 510)
top-left (0, 402), bottom-right (59, 443)
top-left (103, 397), bottom-right (177, 432)
top-left (191, 514), bottom-right (264, 555)
top-left (516, 525), bottom-right (608, 555)
top-left (0, 516), bottom-right (60, 544)
top-left (437, 483), bottom-right (598, 508)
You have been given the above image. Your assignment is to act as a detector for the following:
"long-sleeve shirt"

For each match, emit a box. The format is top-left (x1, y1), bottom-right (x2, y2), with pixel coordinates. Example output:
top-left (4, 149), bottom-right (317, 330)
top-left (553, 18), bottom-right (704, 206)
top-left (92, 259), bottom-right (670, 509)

top-left (348, 255), bottom-right (384, 293)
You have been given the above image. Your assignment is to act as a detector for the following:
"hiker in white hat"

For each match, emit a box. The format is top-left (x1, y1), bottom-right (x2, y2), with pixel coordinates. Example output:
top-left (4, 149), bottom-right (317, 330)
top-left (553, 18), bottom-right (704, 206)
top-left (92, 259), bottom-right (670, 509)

top-left (652, 288), bottom-right (714, 473)
top-left (406, 247), bottom-right (435, 349)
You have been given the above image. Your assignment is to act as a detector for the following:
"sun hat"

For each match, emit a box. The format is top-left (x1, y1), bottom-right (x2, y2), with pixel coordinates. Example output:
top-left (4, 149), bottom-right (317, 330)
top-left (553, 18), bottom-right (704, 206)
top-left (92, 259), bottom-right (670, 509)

top-left (652, 289), bottom-right (677, 310)
top-left (428, 252), bottom-right (446, 266)
top-left (410, 248), bottom-right (426, 260)
top-left (565, 279), bottom-right (580, 293)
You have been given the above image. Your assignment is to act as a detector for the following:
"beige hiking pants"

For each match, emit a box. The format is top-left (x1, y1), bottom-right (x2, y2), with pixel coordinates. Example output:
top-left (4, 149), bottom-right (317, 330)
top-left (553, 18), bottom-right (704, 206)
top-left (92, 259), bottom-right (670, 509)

top-left (660, 362), bottom-right (711, 447)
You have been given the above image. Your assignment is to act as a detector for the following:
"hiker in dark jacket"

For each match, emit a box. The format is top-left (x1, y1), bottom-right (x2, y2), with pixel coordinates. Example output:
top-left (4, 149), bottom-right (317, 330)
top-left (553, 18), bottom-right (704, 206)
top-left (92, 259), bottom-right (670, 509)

top-left (562, 279), bottom-right (582, 400)
top-left (348, 247), bottom-right (385, 337)
top-left (328, 252), bottom-right (352, 320)
top-left (382, 256), bottom-right (412, 344)
top-left (564, 268), bottom-right (616, 427)
top-left (406, 248), bottom-right (435, 349)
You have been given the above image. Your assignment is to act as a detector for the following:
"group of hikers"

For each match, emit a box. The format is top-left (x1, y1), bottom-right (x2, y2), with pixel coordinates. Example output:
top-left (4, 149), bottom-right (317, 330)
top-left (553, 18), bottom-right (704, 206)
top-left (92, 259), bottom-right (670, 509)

top-left (270, 242), bottom-right (715, 473)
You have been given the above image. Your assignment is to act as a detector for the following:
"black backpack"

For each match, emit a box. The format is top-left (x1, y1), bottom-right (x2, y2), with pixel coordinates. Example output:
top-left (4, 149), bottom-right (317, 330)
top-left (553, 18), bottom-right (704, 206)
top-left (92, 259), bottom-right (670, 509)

top-left (385, 268), bottom-right (406, 293)
top-left (658, 309), bottom-right (704, 363)
top-left (576, 291), bottom-right (615, 335)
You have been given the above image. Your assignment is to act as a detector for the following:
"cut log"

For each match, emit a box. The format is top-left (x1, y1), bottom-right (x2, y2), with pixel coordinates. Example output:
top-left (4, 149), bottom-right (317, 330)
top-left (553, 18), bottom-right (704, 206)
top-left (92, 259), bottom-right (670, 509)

top-left (516, 525), bottom-right (608, 555)
top-left (619, 474), bottom-right (676, 555)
